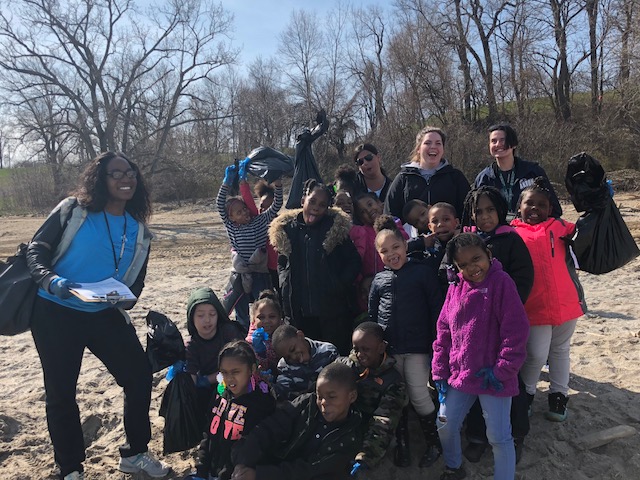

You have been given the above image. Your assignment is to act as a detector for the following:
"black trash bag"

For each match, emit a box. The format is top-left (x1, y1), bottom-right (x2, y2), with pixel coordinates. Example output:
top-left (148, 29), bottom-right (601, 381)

top-left (286, 109), bottom-right (330, 209)
top-left (565, 152), bottom-right (609, 212)
top-left (571, 196), bottom-right (640, 274)
top-left (0, 243), bottom-right (38, 336)
top-left (244, 146), bottom-right (294, 183)
top-left (146, 310), bottom-right (185, 374)
top-left (159, 372), bottom-right (203, 454)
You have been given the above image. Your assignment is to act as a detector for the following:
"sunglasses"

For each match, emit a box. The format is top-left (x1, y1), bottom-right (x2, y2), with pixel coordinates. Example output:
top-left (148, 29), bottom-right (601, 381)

top-left (106, 169), bottom-right (137, 180)
top-left (355, 154), bottom-right (375, 166)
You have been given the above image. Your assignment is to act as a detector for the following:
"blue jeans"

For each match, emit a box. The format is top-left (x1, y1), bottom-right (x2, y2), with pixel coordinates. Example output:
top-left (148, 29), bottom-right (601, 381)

top-left (437, 387), bottom-right (515, 480)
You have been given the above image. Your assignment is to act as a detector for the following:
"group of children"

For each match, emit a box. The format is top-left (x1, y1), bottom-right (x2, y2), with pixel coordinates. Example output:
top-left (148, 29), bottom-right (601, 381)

top-left (167, 147), bottom-right (586, 480)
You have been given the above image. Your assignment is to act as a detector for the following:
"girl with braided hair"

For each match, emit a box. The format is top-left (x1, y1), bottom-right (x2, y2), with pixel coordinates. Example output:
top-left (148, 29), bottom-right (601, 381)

top-left (460, 186), bottom-right (534, 464)
top-left (268, 179), bottom-right (361, 355)
top-left (512, 177), bottom-right (586, 423)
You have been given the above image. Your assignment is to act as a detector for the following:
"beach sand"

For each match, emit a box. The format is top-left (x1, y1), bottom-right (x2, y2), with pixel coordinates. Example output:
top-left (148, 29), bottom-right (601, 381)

top-left (1, 193), bottom-right (639, 479)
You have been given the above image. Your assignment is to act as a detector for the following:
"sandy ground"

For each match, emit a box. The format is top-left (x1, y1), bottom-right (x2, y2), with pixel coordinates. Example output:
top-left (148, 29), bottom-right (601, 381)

top-left (1, 194), bottom-right (639, 480)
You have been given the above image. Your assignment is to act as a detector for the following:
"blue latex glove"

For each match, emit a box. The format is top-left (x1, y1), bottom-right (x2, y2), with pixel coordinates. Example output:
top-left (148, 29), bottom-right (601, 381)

top-left (223, 164), bottom-right (238, 186)
top-left (259, 368), bottom-right (273, 383)
top-left (183, 475), bottom-right (206, 480)
top-left (350, 461), bottom-right (365, 476)
top-left (49, 277), bottom-right (80, 300)
top-left (434, 380), bottom-right (448, 404)
top-left (238, 156), bottom-right (251, 181)
top-left (166, 360), bottom-right (185, 382)
top-left (251, 327), bottom-right (269, 355)
top-left (475, 367), bottom-right (504, 392)
top-left (607, 179), bottom-right (614, 197)
top-left (195, 374), bottom-right (211, 388)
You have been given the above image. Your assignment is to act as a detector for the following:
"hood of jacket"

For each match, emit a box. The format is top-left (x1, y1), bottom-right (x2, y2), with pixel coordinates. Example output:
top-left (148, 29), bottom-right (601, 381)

top-left (186, 287), bottom-right (231, 337)
top-left (269, 207), bottom-right (352, 257)
top-left (398, 159), bottom-right (452, 176)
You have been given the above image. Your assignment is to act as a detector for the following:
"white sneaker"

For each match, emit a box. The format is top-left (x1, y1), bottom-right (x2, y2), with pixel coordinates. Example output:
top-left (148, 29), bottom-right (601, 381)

top-left (118, 451), bottom-right (171, 478)
top-left (63, 472), bottom-right (84, 480)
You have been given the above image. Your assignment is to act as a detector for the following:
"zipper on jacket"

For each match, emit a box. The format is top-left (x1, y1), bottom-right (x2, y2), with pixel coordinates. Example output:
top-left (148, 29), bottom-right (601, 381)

top-left (550, 231), bottom-right (555, 257)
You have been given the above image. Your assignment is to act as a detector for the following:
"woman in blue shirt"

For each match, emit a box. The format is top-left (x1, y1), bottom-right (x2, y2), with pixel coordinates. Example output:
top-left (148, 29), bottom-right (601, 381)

top-left (27, 152), bottom-right (168, 480)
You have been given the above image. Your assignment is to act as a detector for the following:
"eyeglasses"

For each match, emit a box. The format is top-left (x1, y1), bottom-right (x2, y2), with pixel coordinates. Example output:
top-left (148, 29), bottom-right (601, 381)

top-left (355, 154), bottom-right (375, 166)
top-left (106, 169), bottom-right (137, 180)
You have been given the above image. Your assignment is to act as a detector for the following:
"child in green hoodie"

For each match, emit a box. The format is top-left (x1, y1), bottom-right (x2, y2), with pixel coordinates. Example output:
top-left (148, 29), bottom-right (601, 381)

top-left (184, 287), bottom-right (245, 415)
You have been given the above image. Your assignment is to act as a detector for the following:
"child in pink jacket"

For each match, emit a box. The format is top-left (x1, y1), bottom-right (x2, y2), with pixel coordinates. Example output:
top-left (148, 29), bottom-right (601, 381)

top-left (432, 233), bottom-right (529, 480)
top-left (511, 177), bottom-right (586, 423)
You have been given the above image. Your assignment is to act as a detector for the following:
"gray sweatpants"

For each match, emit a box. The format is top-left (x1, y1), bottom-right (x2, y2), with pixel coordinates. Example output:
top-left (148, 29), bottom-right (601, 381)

top-left (520, 318), bottom-right (579, 396)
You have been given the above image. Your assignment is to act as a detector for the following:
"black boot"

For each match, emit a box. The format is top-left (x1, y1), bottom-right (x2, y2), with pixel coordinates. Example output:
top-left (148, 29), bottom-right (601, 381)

top-left (527, 393), bottom-right (535, 417)
top-left (394, 407), bottom-right (411, 467)
top-left (514, 436), bottom-right (524, 464)
top-left (545, 392), bottom-right (568, 422)
top-left (418, 412), bottom-right (442, 468)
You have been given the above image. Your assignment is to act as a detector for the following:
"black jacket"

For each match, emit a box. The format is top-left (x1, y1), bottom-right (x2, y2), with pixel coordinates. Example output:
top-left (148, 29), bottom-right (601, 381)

top-left (384, 161), bottom-right (470, 222)
top-left (269, 209), bottom-right (361, 354)
top-left (483, 226), bottom-right (534, 304)
top-left (353, 171), bottom-right (392, 202)
top-left (473, 156), bottom-right (562, 218)
top-left (369, 258), bottom-right (443, 355)
top-left (196, 384), bottom-right (277, 479)
top-left (231, 392), bottom-right (363, 480)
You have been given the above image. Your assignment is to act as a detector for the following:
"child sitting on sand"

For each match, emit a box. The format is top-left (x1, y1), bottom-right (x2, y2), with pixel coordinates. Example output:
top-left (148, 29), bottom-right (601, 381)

top-left (230, 362), bottom-right (362, 480)
top-left (271, 324), bottom-right (339, 401)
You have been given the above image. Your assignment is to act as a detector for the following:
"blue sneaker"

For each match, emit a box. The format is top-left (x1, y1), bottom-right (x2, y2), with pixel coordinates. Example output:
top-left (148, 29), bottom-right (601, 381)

top-left (118, 451), bottom-right (170, 478)
top-left (63, 472), bottom-right (84, 480)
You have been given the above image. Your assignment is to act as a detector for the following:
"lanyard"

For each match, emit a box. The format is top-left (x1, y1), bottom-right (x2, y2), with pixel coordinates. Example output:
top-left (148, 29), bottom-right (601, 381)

top-left (103, 211), bottom-right (128, 274)
top-left (498, 169), bottom-right (516, 212)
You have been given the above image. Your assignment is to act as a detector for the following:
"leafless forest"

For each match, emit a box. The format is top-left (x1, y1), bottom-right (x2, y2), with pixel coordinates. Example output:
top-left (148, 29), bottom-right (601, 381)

top-left (0, 0), bottom-right (638, 212)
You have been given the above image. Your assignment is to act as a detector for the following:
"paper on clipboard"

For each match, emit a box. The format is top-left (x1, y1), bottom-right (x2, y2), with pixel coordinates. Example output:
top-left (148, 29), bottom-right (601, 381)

top-left (70, 278), bottom-right (137, 304)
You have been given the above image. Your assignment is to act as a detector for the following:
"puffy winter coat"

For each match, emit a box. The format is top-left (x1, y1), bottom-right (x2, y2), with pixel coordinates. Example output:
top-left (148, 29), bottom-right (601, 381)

top-left (369, 258), bottom-right (443, 354)
top-left (511, 217), bottom-right (586, 326)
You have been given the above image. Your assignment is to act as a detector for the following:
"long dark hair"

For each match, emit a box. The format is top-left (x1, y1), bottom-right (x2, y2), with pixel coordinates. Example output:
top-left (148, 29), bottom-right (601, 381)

top-left (74, 151), bottom-right (151, 223)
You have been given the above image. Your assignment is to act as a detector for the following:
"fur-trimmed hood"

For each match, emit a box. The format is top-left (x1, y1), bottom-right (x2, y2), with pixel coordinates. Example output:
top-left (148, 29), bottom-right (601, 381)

top-left (269, 208), bottom-right (352, 257)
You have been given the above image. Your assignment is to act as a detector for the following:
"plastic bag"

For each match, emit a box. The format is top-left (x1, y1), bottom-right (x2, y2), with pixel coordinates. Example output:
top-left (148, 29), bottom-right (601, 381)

top-left (159, 371), bottom-right (203, 453)
top-left (286, 109), bottom-right (329, 209)
top-left (571, 197), bottom-right (640, 274)
top-left (565, 152), bottom-right (609, 212)
top-left (245, 146), bottom-right (294, 183)
top-left (146, 310), bottom-right (185, 373)
top-left (0, 244), bottom-right (37, 336)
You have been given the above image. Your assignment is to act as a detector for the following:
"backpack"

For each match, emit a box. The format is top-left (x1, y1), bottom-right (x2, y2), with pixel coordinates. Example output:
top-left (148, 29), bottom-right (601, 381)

top-left (0, 198), bottom-right (79, 335)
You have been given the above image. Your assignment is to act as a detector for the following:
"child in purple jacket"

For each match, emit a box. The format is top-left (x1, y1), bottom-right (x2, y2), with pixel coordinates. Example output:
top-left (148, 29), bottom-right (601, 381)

top-left (431, 233), bottom-right (529, 480)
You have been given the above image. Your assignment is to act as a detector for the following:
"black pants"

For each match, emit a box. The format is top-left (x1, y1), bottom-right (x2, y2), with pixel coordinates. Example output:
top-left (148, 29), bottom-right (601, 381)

top-left (465, 373), bottom-right (530, 443)
top-left (31, 297), bottom-right (152, 476)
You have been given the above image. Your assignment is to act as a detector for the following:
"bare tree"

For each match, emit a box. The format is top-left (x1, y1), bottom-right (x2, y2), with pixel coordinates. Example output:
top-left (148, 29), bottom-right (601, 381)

top-left (278, 9), bottom-right (324, 120)
top-left (347, 5), bottom-right (388, 133)
top-left (0, 0), bottom-right (237, 176)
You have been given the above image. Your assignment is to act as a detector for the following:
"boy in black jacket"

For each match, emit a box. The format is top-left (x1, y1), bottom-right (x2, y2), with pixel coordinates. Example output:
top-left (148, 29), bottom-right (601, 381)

top-left (230, 363), bottom-right (362, 480)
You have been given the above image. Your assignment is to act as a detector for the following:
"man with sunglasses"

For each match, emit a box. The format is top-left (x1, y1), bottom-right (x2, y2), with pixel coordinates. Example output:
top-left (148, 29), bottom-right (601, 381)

top-left (352, 143), bottom-right (392, 202)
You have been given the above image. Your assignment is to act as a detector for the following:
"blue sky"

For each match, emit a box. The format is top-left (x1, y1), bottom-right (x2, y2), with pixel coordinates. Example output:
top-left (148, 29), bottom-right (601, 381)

top-left (219, 0), bottom-right (385, 68)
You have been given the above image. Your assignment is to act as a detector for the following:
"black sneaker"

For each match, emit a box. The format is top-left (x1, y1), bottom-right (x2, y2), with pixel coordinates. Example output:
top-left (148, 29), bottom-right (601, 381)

top-left (463, 442), bottom-right (487, 463)
top-left (440, 466), bottom-right (467, 479)
top-left (545, 392), bottom-right (568, 422)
